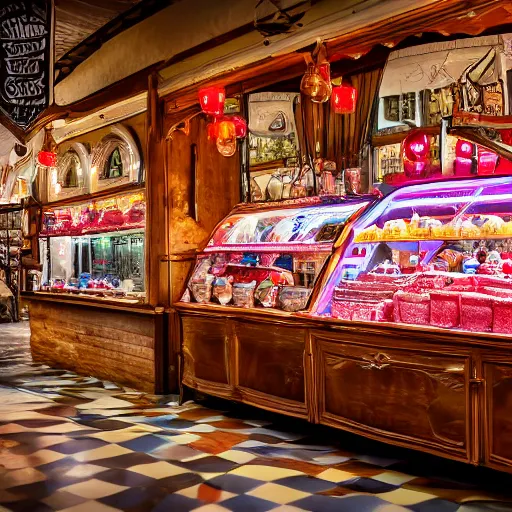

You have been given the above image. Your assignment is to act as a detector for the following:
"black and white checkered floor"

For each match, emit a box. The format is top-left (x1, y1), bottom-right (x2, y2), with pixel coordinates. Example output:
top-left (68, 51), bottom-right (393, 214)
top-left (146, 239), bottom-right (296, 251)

top-left (1, 322), bottom-right (512, 512)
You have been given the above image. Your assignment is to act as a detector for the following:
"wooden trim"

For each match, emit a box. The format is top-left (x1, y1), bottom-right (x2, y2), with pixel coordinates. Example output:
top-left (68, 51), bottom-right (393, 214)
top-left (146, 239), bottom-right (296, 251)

top-left (23, 292), bottom-right (154, 314)
top-left (372, 126), bottom-right (441, 147)
top-left (237, 386), bottom-right (308, 419)
top-left (43, 183), bottom-right (145, 208)
top-left (182, 375), bottom-right (237, 400)
top-left (153, 309), bottom-right (168, 394)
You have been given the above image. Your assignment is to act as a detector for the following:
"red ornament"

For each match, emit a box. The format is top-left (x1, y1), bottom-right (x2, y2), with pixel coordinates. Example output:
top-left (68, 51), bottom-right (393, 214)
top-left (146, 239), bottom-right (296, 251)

top-left (198, 86), bottom-right (225, 116)
top-left (331, 85), bottom-right (357, 114)
top-left (402, 131), bottom-right (430, 179)
top-left (38, 151), bottom-right (56, 167)
top-left (455, 139), bottom-right (473, 158)
top-left (232, 115), bottom-right (247, 138)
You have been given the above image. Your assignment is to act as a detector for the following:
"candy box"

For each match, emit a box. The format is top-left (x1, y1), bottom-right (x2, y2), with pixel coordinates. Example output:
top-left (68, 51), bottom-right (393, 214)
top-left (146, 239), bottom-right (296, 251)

top-left (331, 300), bottom-right (353, 320)
top-left (477, 287), bottom-right (512, 299)
top-left (394, 291), bottom-right (430, 325)
top-left (430, 291), bottom-right (460, 328)
top-left (493, 297), bottom-right (512, 334)
top-left (460, 293), bottom-right (493, 332)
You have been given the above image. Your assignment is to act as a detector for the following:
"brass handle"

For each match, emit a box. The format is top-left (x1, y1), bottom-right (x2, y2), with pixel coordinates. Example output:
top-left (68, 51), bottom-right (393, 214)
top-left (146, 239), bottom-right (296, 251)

top-left (360, 352), bottom-right (391, 370)
top-left (470, 378), bottom-right (484, 385)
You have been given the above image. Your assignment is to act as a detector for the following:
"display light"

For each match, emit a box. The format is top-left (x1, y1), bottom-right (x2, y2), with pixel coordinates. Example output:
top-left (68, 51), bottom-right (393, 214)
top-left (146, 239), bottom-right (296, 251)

top-left (199, 86), bottom-right (226, 116)
top-left (331, 84), bottom-right (357, 114)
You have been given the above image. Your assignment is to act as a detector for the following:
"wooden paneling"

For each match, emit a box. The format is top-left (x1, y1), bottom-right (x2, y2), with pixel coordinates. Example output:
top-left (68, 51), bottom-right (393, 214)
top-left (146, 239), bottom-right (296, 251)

top-left (484, 359), bottom-right (512, 470)
top-left (28, 300), bottom-right (156, 392)
top-left (177, 306), bottom-right (512, 472)
top-left (235, 321), bottom-right (305, 404)
top-left (182, 316), bottom-right (230, 386)
top-left (314, 333), bottom-right (470, 460)
top-left (166, 114), bottom-right (240, 255)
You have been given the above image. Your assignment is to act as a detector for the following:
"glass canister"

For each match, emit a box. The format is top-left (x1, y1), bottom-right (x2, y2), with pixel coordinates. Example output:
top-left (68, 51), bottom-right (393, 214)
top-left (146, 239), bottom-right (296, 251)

top-left (190, 275), bottom-right (214, 303)
top-left (278, 285), bottom-right (312, 312)
top-left (212, 276), bottom-right (233, 305)
top-left (232, 281), bottom-right (257, 308)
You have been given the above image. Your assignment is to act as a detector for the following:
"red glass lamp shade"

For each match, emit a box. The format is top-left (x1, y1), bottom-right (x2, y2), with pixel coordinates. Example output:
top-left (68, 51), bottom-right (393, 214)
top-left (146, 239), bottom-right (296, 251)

top-left (38, 150), bottom-right (57, 167)
top-left (454, 139), bottom-right (474, 176)
top-left (216, 120), bottom-right (237, 157)
top-left (402, 131), bottom-right (430, 179)
top-left (232, 115), bottom-right (247, 138)
top-left (331, 85), bottom-right (357, 114)
top-left (207, 120), bottom-right (219, 141)
top-left (199, 86), bottom-right (226, 116)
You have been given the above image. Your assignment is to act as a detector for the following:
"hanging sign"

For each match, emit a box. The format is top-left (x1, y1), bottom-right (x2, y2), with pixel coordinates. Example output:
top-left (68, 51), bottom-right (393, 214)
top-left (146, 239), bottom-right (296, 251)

top-left (0, 1), bottom-right (53, 131)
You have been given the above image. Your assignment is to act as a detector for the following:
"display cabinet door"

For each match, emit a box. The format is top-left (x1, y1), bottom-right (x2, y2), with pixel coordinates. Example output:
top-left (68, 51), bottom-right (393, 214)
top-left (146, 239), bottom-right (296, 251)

top-left (181, 315), bottom-right (234, 398)
top-left (234, 320), bottom-right (307, 418)
top-left (313, 333), bottom-right (471, 461)
top-left (483, 357), bottom-right (512, 472)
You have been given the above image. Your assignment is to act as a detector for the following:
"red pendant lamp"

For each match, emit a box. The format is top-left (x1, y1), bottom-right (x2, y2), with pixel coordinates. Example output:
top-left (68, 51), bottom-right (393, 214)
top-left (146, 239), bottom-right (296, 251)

top-left (199, 86), bottom-right (226, 116)
top-left (232, 115), bottom-right (247, 139)
top-left (37, 127), bottom-right (57, 167)
top-left (331, 83), bottom-right (358, 114)
top-left (38, 151), bottom-right (57, 167)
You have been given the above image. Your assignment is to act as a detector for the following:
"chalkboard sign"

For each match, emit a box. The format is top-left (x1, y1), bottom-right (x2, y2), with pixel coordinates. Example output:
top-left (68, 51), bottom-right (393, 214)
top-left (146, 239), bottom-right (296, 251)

top-left (0, 1), bottom-right (52, 130)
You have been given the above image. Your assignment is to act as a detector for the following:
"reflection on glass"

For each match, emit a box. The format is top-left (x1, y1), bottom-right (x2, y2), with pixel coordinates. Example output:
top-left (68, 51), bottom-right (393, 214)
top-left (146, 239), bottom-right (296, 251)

top-left (314, 175), bottom-right (512, 335)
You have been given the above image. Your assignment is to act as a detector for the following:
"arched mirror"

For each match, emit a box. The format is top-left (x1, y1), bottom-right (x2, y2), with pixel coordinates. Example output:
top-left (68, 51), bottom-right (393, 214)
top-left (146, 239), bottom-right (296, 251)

top-left (91, 124), bottom-right (141, 192)
top-left (49, 143), bottom-right (90, 202)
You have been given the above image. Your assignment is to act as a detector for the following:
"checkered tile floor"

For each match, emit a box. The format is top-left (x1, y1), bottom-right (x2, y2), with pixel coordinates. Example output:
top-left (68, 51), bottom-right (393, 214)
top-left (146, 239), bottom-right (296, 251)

top-left (1, 323), bottom-right (512, 511)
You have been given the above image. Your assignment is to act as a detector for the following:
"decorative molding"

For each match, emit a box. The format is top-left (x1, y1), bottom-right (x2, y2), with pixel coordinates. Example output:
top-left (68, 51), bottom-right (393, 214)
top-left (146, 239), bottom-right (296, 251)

top-left (52, 93), bottom-right (147, 144)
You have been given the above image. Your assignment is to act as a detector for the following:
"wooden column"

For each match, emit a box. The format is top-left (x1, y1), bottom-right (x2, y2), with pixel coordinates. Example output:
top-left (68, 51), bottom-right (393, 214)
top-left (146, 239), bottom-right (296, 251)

top-left (146, 72), bottom-right (170, 393)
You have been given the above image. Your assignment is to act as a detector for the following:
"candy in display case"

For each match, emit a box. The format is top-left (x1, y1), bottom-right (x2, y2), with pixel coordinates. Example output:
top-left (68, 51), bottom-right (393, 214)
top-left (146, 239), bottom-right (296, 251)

top-left (38, 191), bottom-right (146, 301)
top-left (182, 197), bottom-right (375, 311)
top-left (312, 175), bottom-right (512, 334)
top-left (41, 191), bottom-right (145, 236)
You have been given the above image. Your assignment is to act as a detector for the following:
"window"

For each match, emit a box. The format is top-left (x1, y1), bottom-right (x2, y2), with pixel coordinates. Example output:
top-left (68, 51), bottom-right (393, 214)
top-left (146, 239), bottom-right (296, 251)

top-left (102, 147), bottom-right (123, 179)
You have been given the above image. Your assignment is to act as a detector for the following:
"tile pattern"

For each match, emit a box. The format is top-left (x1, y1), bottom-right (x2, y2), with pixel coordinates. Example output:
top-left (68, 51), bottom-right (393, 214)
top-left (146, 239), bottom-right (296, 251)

top-left (0, 323), bottom-right (512, 511)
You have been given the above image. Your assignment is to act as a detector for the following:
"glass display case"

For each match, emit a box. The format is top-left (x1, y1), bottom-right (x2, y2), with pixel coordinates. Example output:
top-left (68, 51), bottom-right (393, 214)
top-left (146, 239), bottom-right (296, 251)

top-left (182, 197), bottom-right (374, 311)
top-left (0, 209), bottom-right (23, 318)
top-left (39, 191), bottom-right (146, 301)
top-left (313, 175), bottom-right (512, 334)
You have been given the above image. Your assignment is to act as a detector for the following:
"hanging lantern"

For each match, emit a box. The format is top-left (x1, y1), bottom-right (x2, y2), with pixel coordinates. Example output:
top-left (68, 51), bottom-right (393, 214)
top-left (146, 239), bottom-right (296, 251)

top-left (38, 150), bottom-right (57, 167)
top-left (300, 62), bottom-right (331, 103)
top-left (331, 85), bottom-right (358, 114)
top-left (402, 131), bottom-right (430, 179)
top-left (199, 86), bottom-right (226, 116)
top-left (232, 115), bottom-right (247, 138)
top-left (216, 120), bottom-right (237, 157)
top-left (207, 119), bottom-right (219, 142)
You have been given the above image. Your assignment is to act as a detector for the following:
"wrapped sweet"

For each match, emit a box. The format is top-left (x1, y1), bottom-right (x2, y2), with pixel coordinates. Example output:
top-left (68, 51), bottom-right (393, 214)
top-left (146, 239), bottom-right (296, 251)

top-left (212, 276), bottom-right (233, 305)
top-left (460, 220), bottom-right (480, 238)
top-left (354, 224), bottom-right (382, 242)
top-left (383, 219), bottom-right (407, 238)
top-left (481, 215), bottom-right (504, 235)
top-left (232, 281), bottom-right (257, 308)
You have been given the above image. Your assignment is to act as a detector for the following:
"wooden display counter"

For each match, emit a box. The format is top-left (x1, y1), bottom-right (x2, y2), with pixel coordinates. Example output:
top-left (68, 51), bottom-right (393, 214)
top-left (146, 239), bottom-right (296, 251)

top-left (176, 302), bottom-right (512, 473)
top-left (25, 293), bottom-right (167, 393)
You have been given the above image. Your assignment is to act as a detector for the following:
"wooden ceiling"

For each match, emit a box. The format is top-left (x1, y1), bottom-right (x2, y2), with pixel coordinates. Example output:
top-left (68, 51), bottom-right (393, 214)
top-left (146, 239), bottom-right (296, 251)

top-left (54, 0), bottom-right (173, 84)
top-left (54, 0), bottom-right (142, 61)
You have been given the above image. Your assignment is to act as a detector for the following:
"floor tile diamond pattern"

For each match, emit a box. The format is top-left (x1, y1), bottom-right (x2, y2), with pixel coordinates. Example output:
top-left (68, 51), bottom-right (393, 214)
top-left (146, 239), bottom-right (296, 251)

top-left (0, 323), bottom-right (511, 511)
